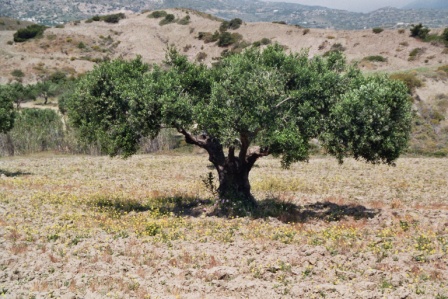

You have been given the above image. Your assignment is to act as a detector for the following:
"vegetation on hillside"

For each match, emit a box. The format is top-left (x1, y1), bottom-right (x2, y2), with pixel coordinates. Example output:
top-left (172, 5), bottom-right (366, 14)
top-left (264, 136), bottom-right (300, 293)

top-left (13, 24), bottom-right (47, 42)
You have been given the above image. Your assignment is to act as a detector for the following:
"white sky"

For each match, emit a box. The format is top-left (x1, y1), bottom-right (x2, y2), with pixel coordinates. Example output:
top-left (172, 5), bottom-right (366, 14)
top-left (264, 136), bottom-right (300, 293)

top-left (266, 0), bottom-right (413, 12)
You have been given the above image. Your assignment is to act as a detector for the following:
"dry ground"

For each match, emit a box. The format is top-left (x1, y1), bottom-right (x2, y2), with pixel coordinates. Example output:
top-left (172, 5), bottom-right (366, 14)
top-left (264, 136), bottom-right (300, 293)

top-left (1, 152), bottom-right (447, 298)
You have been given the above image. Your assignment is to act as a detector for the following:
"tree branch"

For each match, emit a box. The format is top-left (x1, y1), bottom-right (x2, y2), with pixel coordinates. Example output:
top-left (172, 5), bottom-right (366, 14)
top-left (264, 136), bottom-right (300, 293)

top-left (246, 146), bottom-right (270, 170)
top-left (275, 97), bottom-right (293, 108)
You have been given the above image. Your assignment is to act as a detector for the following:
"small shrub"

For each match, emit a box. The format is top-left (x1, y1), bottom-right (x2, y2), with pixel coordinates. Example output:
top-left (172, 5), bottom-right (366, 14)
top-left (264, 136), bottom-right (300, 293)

top-left (102, 13), bottom-right (125, 24)
top-left (13, 24), bottom-right (47, 42)
top-left (390, 72), bottom-right (423, 93)
top-left (55, 24), bottom-right (64, 29)
top-left (177, 15), bottom-right (190, 25)
top-left (92, 15), bottom-right (101, 21)
top-left (7, 40), bottom-right (13, 45)
top-left (410, 23), bottom-right (430, 40)
top-left (148, 10), bottom-right (167, 19)
top-left (272, 21), bottom-right (287, 25)
top-left (253, 37), bottom-right (271, 47)
top-left (399, 41), bottom-right (409, 47)
top-left (11, 69), bottom-right (25, 78)
top-left (228, 18), bottom-right (243, 30)
top-left (217, 32), bottom-right (242, 47)
top-left (398, 29), bottom-right (405, 34)
top-left (159, 14), bottom-right (175, 26)
top-left (183, 44), bottom-right (192, 52)
top-left (409, 47), bottom-right (424, 61)
top-left (363, 55), bottom-right (387, 62)
top-left (197, 31), bottom-right (219, 43)
top-left (77, 42), bottom-right (86, 49)
top-left (196, 52), bottom-right (207, 62)
top-left (372, 27), bottom-right (384, 34)
top-left (303, 28), bottom-right (310, 35)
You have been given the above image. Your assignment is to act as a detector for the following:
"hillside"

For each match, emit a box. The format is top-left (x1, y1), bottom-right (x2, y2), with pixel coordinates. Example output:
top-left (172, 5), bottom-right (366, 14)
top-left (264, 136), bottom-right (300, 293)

top-left (0, 9), bottom-right (447, 155)
top-left (1, 0), bottom-right (448, 29)
top-left (0, 17), bottom-right (34, 31)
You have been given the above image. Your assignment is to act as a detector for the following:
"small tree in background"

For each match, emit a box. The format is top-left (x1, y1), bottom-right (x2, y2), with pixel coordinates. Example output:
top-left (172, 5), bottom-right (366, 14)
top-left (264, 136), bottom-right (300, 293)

top-left (66, 46), bottom-right (412, 211)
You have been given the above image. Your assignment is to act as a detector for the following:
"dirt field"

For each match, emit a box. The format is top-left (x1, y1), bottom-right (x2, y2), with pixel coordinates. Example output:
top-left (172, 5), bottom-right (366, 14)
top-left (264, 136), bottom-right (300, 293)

top-left (1, 152), bottom-right (447, 298)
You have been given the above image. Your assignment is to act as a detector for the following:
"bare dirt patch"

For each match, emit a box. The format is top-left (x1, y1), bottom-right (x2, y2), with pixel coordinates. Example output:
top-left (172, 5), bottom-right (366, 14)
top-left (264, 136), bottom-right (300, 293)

top-left (1, 153), bottom-right (447, 298)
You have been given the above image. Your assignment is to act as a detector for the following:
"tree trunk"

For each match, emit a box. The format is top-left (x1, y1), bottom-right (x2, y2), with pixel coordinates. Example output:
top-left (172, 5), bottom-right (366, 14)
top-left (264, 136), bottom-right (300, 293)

top-left (216, 159), bottom-right (257, 207)
top-left (178, 129), bottom-right (269, 208)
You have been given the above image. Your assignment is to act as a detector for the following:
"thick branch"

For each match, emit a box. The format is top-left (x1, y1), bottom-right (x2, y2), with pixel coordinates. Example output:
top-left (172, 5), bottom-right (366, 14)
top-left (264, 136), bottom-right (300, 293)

top-left (177, 127), bottom-right (226, 167)
top-left (177, 128), bottom-right (207, 148)
top-left (246, 146), bottom-right (270, 170)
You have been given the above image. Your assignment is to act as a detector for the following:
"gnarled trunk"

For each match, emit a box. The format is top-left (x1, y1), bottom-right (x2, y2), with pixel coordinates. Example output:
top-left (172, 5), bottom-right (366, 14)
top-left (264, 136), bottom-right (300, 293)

top-left (216, 156), bottom-right (256, 207)
top-left (178, 128), bottom-right (269, 208)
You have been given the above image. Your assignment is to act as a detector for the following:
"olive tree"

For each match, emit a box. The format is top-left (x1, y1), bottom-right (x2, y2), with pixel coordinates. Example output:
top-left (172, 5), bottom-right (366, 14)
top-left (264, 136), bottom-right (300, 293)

top-left (66, 45), bottom-right (412, 207)
top-left (0, 85), bottom-right (16, 134)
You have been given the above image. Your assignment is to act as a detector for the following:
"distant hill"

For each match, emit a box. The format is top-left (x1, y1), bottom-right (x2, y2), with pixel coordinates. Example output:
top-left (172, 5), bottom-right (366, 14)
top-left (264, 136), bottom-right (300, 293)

top-left (403, 0), bottom-right (448, 9)
top-left (0, 0), bottom-right (447, 29)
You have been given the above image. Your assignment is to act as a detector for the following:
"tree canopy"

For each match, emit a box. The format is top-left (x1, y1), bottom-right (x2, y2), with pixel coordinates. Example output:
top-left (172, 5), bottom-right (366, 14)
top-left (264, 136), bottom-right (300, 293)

top-left (0, 85), bottom-right (16, 134)
top-left (66, 45), bottom-right (412, 207)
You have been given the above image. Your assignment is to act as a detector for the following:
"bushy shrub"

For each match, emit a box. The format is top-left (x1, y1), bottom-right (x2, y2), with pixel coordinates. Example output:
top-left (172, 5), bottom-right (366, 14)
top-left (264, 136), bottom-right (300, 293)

top-left (6, 109), bottom-right (65, 154)
top-left (148, 10), bottom-right (167, 18)
top-left (11, 69), bottom-right (25, 78)
top-left (217, 32), bottom-right (242, 47)
top-left (102, 13), bottom-right (125, 24)
top-left (177, 15), bottom-right (190, 25)
top-left (13, 24), bottom-right (47, 42)
top-left (228, 18), bottom-right (243, 30)
top-left (253, 37), bottom-right (271, 47)
top-left (372, 27), bottom-right (384, 34)
top-left (410, 23), bottom-right (430, 40)
top-left (159, 14), bottom-right (175, 26)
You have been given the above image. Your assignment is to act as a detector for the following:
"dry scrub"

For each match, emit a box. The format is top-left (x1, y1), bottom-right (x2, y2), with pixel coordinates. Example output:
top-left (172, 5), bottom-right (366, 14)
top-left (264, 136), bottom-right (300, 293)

top-left (0, 153), bottom-right (447, 298)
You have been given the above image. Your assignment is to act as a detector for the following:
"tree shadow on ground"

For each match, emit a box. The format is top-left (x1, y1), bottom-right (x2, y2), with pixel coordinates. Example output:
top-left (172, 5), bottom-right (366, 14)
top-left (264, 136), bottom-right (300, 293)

top-left (252, 199), bottom-right (380, 223)
top-left (0, 169), bottom-right (33, 177)
top-left (87, 195), bottom-right (379, 223)
top-left (88, 195), bottom-right (212, 217)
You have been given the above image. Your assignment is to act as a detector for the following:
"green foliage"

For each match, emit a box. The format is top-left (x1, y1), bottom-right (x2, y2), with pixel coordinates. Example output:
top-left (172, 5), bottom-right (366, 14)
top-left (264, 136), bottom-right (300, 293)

top-left (409, 48), bottom-right (424, 60)
top-left (102, 13), bottom-right (125, 24)
top-left (228, 18), bottom-right (243, 30)
top-left (11, 69), bottom-right (25, 78)
top-left (66, 57), bottom-right (162, 157)
top-left (66, 45), bottom-right (412, 181)
top-left (253, 38), bottom-right (272, 47)
top-left (13, 24), bottom-right (47, 42)
top-left (177, 15), bottom-right (190, 25)
top-left (390, 72), bottom-right (423, 94)
top-left (197, 31), bottom-right (219, 43)
top-left (159, 14), bottom-right (175, 26)
top-left (217, 32), bottom-right (242, 47)
top-left (443, 28), bottom-right (448, 42)
top-left (148, 11), bottom-right (168, 18)
top-left (410, 23), bottom-right (430, 40)
top-left (363, 55), bottom-right (387, 62)
top-left (0, 86), bottom-right (16, 134)
top-left (6, 109), bottom-right (64, 154)
top-left (372, 27), bottom-right (384, 34)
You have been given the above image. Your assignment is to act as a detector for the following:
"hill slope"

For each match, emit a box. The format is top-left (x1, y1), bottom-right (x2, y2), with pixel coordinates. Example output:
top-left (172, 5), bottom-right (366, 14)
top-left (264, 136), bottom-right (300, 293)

top-left (1, 0), bottom-right (448, 29)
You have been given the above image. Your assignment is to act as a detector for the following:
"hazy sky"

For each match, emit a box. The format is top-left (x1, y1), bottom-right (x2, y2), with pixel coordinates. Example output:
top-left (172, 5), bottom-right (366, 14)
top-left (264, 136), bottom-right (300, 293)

top-left (267, 0), bottom-right (413, 12)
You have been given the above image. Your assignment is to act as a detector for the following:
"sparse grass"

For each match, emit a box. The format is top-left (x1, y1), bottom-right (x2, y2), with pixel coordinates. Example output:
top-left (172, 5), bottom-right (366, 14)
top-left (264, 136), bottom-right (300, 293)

top-left (363, 55), bottom-right (387, 62)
